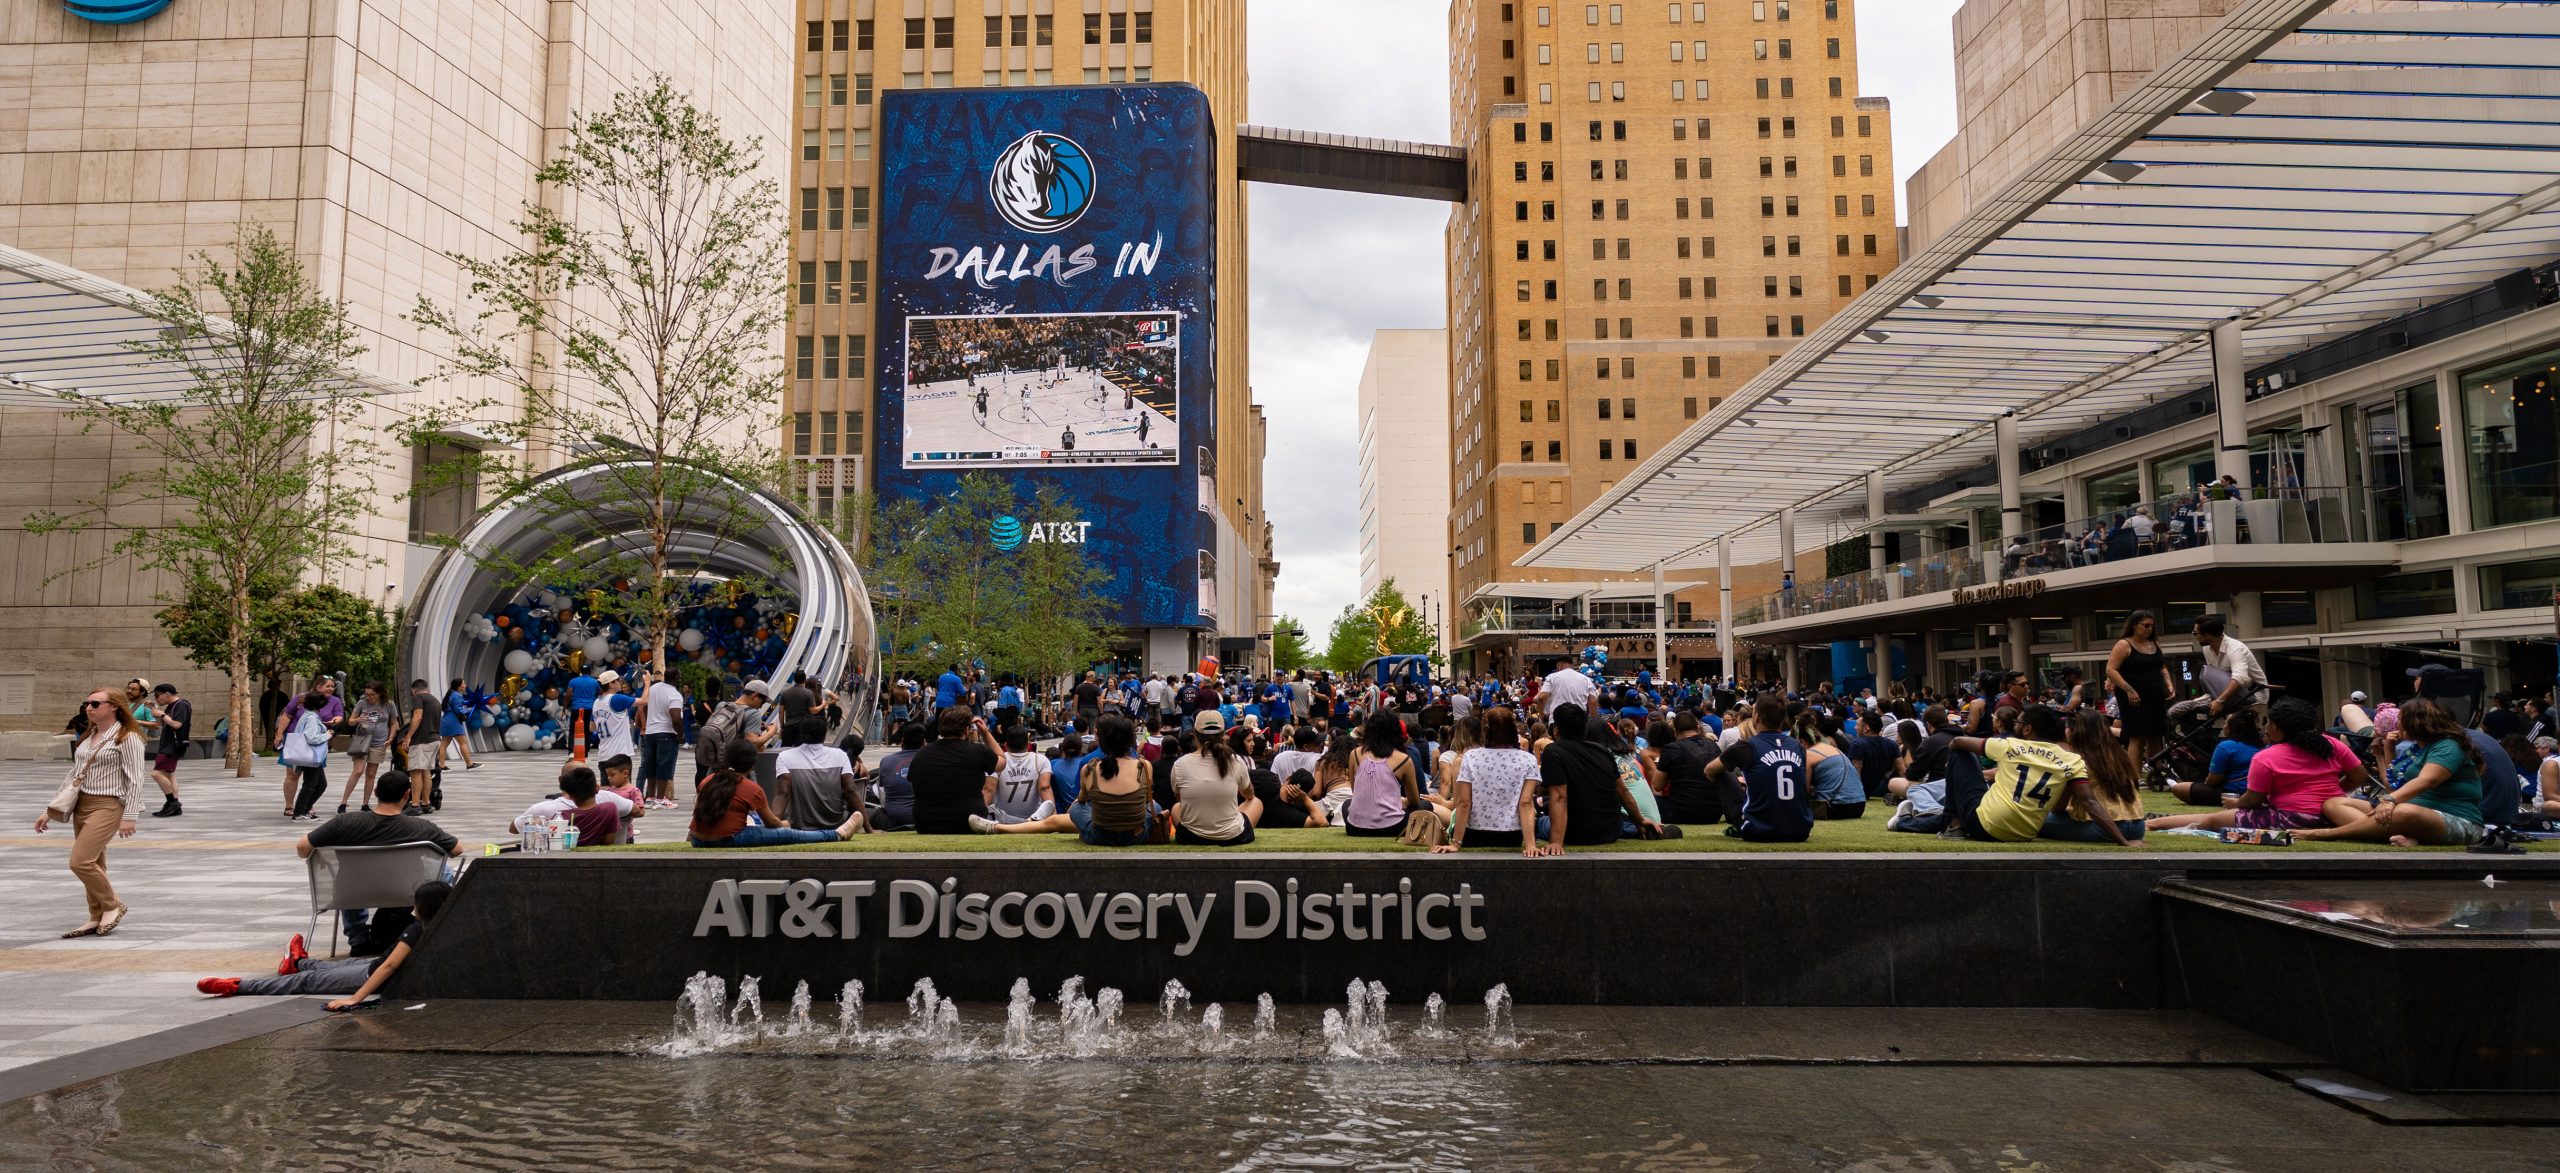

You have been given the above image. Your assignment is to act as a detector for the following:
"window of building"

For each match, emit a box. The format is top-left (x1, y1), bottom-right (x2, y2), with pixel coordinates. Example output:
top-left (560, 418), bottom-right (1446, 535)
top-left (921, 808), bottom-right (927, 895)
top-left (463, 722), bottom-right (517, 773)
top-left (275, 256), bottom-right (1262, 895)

top-left (1600, 439), bottom-right (1615, 461)
top-left (2355, 569), bottom-right (2456, 620)
top-left (2482, 556), bottom-right (2560, 611)
top-left (1684, 396), bottom-right (1699, 418)
top-left (2461, 343), bottom-right (2560, 530)
top-left (1599, 398), bottom-right (1613, 420)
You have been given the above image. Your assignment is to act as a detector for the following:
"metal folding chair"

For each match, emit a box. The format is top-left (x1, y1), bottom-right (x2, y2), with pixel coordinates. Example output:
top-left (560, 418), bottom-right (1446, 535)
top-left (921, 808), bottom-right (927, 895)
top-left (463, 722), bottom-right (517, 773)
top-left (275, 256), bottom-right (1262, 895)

top-left (305, 842), bottom-right (449, 957)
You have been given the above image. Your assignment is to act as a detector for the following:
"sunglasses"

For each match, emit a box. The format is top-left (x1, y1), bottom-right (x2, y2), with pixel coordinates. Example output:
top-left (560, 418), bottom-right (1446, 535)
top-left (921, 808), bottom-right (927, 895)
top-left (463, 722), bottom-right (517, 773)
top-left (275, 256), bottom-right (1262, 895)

top-left (83, 700), bottom-right (113, 709)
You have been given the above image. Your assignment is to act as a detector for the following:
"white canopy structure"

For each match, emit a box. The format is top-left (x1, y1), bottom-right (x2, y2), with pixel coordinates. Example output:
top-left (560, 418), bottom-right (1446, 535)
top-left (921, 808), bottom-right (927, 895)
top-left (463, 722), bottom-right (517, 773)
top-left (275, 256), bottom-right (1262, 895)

top-left (0, 241), bottom-right (413, 408)
top-left (1520, 0), bottom-right (2560, 574)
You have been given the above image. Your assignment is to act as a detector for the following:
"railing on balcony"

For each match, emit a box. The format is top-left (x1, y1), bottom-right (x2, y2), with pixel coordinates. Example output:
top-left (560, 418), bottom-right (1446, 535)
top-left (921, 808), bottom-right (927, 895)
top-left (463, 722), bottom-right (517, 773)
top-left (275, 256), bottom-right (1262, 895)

top-left (1749, 486), bottom-right (2370, 625)
top-left (1467, 603), bottom-right (1718, 636)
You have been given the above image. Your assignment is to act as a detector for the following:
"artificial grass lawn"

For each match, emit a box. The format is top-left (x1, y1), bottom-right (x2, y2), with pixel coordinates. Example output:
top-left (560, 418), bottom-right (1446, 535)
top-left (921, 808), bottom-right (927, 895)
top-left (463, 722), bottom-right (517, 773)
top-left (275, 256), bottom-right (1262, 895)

top-left (591, 791), bottom-right (2448, 855)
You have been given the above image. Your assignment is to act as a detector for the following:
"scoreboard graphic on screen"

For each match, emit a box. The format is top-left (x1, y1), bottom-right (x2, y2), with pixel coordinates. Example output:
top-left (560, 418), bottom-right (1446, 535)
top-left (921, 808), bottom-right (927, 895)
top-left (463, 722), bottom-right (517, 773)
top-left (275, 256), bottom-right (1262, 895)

top-left (900, 311), bottom-right (1180, 468)
top-left (872, 85), bottom-right (1218, 629)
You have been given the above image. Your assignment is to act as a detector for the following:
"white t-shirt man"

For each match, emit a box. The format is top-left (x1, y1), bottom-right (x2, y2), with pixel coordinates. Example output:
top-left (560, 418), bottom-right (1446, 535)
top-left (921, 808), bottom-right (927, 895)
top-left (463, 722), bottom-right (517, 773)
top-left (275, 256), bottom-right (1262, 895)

top-left (643, 680), bottom-right (685, 737)
top-left (511, 788), bottom-right (634, 832)
top-left (1269, 746), bottom-right (1323, 784)
top-left (1540, 667), bottom-right (1596, 722)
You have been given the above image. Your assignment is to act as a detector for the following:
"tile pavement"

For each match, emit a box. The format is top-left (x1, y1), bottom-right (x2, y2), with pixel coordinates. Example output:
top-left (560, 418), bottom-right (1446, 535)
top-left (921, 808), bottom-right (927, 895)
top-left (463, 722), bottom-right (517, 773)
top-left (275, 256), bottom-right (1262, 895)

top-left (0, 750), bottom-right (598, 1077)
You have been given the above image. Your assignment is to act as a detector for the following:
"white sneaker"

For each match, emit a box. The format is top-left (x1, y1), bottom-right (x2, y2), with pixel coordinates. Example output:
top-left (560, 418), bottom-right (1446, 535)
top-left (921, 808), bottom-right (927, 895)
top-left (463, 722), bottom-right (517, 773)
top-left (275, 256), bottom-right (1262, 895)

top-left (966, 814), bottom-right (996, 834)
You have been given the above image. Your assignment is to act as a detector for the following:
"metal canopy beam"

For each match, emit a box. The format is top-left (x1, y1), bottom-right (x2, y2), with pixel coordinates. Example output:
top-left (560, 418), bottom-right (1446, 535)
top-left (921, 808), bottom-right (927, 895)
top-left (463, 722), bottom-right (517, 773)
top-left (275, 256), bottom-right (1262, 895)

top-left (1521, 0), bottom-right (2560, 575)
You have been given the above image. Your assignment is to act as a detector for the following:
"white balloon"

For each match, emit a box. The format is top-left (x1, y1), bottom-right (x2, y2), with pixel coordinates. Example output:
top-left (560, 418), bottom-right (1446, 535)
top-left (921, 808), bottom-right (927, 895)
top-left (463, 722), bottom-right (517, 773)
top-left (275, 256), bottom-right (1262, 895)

top-left (502, 723), bottom-right (537, 751)
top-left (677, 628), bottom-right (706, 652)
top-left (502, 649), bottom-right (536, 676)
top-left (582, 637), bottom-right (611, 662)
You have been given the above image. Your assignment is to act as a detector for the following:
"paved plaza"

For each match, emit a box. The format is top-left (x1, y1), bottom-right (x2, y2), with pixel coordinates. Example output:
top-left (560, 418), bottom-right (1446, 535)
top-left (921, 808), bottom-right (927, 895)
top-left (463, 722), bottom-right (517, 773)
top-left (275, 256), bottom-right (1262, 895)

top-left (0, 750), bottom-right (594, 1078)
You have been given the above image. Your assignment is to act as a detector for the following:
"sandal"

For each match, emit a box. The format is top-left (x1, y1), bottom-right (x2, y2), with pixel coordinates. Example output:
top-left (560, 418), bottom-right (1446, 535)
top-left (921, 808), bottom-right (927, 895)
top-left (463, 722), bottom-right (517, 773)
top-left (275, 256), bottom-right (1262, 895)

top-left (61, 921), bottom-right (100, 939)
top-left (97, 906), bottom-right (129, 936)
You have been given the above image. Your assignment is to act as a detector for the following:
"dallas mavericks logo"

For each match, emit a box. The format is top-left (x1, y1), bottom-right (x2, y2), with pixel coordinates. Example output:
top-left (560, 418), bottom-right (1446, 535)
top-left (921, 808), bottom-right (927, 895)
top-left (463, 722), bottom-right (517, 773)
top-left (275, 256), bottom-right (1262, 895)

top-left (989, 516), bottom-right (1024, 551)
top-left (987, 131), bottom-right (1096, 234)
top-left (66, 0), bottom-right (174, 22)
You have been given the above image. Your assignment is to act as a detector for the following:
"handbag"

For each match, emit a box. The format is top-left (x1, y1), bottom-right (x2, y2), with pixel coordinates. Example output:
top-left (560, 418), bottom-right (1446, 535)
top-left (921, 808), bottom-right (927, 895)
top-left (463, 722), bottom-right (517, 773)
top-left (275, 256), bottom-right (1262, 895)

top-left (1398, 807), bottom-right (1449, 848)
top-left (280, 713), bottom-right (329, 768)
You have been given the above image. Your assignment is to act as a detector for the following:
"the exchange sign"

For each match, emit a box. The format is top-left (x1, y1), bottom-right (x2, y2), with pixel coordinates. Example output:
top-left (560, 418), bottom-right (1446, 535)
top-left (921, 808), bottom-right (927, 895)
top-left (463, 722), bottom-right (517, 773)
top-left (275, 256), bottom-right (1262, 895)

top-left (693, 876), bottom-right (1491, 958)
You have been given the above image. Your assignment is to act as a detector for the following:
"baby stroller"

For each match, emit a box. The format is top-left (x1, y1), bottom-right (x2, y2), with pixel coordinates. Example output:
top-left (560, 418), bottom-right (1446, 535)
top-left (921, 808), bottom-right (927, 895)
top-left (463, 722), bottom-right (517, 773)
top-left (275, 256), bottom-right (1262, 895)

top-left (2146, 699), bottom-right (2221, 790)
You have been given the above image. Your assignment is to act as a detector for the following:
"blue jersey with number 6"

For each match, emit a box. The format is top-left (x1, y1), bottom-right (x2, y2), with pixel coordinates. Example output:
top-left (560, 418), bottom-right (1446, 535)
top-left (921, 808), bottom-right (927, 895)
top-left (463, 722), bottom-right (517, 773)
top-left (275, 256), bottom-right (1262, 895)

top-left (1720, 731), bottom-right (1813, 842)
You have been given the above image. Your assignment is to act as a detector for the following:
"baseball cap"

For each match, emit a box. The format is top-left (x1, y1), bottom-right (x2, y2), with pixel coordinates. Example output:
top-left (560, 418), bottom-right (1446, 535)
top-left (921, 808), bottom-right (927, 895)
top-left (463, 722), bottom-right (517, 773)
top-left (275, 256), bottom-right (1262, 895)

top-left (597, 670), bottom-right (620, 685)
top-left (742, 679), bottom-right (773, 697)
top-left (1194, 710), bottom-right (1227, 735)
top-left (2349, 690), bottom-right (2366, 703)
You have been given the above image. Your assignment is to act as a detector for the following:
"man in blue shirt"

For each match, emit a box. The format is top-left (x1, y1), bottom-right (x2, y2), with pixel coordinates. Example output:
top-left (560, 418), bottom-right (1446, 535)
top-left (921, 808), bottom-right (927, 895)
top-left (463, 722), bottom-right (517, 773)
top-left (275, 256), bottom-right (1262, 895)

top-left (1260, 677), bottom-right (1291, 728)
top-left (994, 679), bottom-right (1023, 731)
top-left (565, 668), bottom-right (600, 759)
top-left (1706, 694), bottom-right (1814, 842)
top-left (934, 663), bottom-right (965, 711)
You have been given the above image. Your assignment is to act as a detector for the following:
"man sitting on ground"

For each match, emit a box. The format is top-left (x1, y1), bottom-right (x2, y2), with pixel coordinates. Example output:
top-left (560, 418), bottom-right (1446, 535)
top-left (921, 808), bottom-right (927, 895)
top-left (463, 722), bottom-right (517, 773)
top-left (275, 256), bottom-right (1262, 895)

top-left (507, 766), bottom-right (624, 846)
top-left (773, 715), bottom-right (867, 834)
top-left (1704, 693), bottom-right (1814, 843)
top-left (1937, 705), bottom-right (2135, 846)
top-left (301, 776), bottom-right (461, 955)
top-left (200, 881), bottom-right (449, 1010)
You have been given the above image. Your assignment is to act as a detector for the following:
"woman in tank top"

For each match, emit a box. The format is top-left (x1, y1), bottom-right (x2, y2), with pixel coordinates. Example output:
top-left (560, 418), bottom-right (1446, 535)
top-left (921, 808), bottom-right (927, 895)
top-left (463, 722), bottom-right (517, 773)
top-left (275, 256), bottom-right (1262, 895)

top-left (1344, 711), bottom-right (1421, 837)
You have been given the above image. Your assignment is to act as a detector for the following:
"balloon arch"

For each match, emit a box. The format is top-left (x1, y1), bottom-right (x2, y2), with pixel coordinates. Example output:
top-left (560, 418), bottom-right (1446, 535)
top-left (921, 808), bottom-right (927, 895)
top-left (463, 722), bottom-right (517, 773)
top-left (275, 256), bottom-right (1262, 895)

top-left (403, 462), bottom-right (877, 752)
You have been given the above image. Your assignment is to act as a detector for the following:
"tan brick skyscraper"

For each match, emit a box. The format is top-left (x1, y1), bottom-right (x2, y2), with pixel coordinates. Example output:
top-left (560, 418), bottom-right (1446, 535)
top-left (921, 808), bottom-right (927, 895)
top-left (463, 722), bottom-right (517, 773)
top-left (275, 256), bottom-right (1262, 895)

top-left (1444, 0), bottom-right (1899, 678)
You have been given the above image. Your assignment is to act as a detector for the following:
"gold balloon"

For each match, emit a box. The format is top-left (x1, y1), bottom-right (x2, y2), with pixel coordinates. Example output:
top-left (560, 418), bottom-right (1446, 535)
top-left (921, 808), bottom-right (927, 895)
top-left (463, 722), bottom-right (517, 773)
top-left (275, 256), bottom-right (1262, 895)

top-left (564, 649), bottom-right (585, 672)
top-left (501, 675), bottom-right (523, 703)
top-left (781, 612), bottom-right (799, 638)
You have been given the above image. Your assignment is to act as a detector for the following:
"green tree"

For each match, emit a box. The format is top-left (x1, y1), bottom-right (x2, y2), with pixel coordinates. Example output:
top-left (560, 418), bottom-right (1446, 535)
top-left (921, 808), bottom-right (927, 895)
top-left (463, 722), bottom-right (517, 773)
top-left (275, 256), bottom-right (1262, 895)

top-left (1321, 579), bottom-right (1438, 674)
top-left (1270, 613), bottom-right (1314, 673)
top-left (406, 77), bottom-right (790, 673)
top-left (1001, 485), bottom-right (1115, 692)
top-left (858, 473), bottom-right (1112, 691)
top-left (26, 226), bottom-right (379, 775)
top-left (273, 586), bottom-right (399, 689)
top-left (156, 569), bottom-right (297, 688)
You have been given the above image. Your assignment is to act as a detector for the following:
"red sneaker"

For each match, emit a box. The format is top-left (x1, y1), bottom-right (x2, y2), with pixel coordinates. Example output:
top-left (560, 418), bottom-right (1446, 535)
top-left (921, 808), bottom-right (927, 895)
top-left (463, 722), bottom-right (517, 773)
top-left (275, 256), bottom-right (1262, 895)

top-left (197, 977), bottom-right (239, 997)
top-left (279, 933), bottom-right (307, 976)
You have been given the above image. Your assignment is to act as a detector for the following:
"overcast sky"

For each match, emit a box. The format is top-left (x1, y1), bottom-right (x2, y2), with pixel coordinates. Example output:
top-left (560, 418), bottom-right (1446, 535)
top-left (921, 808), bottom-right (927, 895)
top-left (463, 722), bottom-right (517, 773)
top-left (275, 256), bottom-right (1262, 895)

top-left (1244, 0), bottom-right (1966, 631)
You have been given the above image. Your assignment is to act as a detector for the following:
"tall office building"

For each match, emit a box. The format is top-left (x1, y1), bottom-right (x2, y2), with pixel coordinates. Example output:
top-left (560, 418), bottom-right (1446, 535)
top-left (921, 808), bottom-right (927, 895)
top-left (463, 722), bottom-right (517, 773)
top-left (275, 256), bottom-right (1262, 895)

top-left (1904, 0), bottom-right (2246, 251)
top-left (786, 1), bottom-right (1270, 660)
top-left (1355, 329), bottom-right (1454, 653)
top-left (0, 0), bottom-right (791, 735)
top-left (1443, 0), bottom-right (1899, 677)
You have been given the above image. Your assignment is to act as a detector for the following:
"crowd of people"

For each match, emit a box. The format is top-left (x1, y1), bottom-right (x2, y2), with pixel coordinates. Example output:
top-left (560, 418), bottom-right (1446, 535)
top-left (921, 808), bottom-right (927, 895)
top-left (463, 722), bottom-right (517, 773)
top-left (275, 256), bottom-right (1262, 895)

top-left (30, 613), bottom-right (2549, 1005)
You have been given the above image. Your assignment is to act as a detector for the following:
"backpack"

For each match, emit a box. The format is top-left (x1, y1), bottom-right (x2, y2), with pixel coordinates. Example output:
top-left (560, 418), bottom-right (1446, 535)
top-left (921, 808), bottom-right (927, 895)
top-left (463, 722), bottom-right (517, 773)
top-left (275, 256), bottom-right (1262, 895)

top-left (695, 701), bottom-right (749, 768)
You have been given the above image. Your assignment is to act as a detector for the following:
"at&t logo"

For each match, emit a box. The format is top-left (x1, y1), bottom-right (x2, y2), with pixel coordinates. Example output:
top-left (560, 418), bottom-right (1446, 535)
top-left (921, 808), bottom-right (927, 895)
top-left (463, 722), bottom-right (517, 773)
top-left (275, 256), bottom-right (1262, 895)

top-left (67, 0), bottom-right (173, 23)
top-left (987, 130), bottom-right (1096, 234)
top-left (989, 515), bottom-right (1093, 550)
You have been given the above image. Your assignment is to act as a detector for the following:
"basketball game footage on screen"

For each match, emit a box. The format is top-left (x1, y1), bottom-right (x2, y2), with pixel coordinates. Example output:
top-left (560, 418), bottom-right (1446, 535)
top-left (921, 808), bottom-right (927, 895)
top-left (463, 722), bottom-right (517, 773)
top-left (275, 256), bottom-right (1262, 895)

top-left (900, 310), bottom-right (1179, 468)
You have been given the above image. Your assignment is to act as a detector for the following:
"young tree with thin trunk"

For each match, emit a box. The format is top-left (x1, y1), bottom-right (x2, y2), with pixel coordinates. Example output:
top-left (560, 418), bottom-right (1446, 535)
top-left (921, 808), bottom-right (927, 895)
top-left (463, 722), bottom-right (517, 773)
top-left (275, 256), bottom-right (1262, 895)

top-left (407, 76), bottom-right (791, 675)
top-left (25, 225), bottom-right (378, 775)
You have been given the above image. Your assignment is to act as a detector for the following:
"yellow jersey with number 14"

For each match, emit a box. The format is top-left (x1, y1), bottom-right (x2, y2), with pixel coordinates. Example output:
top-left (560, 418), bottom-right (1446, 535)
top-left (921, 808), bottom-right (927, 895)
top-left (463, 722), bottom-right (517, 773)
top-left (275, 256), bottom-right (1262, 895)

top-left (1976, 737), bottom-right (2088, 842)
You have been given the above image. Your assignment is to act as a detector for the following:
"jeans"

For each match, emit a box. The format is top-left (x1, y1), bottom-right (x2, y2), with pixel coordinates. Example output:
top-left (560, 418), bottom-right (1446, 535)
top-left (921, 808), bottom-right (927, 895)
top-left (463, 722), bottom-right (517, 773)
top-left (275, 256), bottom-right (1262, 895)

top-left (238, 955), bottom-right (376, 997)
top-left (640, 732), bottom-right (681, 789)
top-left (1069, 801), bottom-right (1155, 847)
top-left (2037, 814), bottom-right (2147, 843)
top-left (689, 825), bottom-right (842, 848)
top-left (1941, 751), bottom-right (1998, 840)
